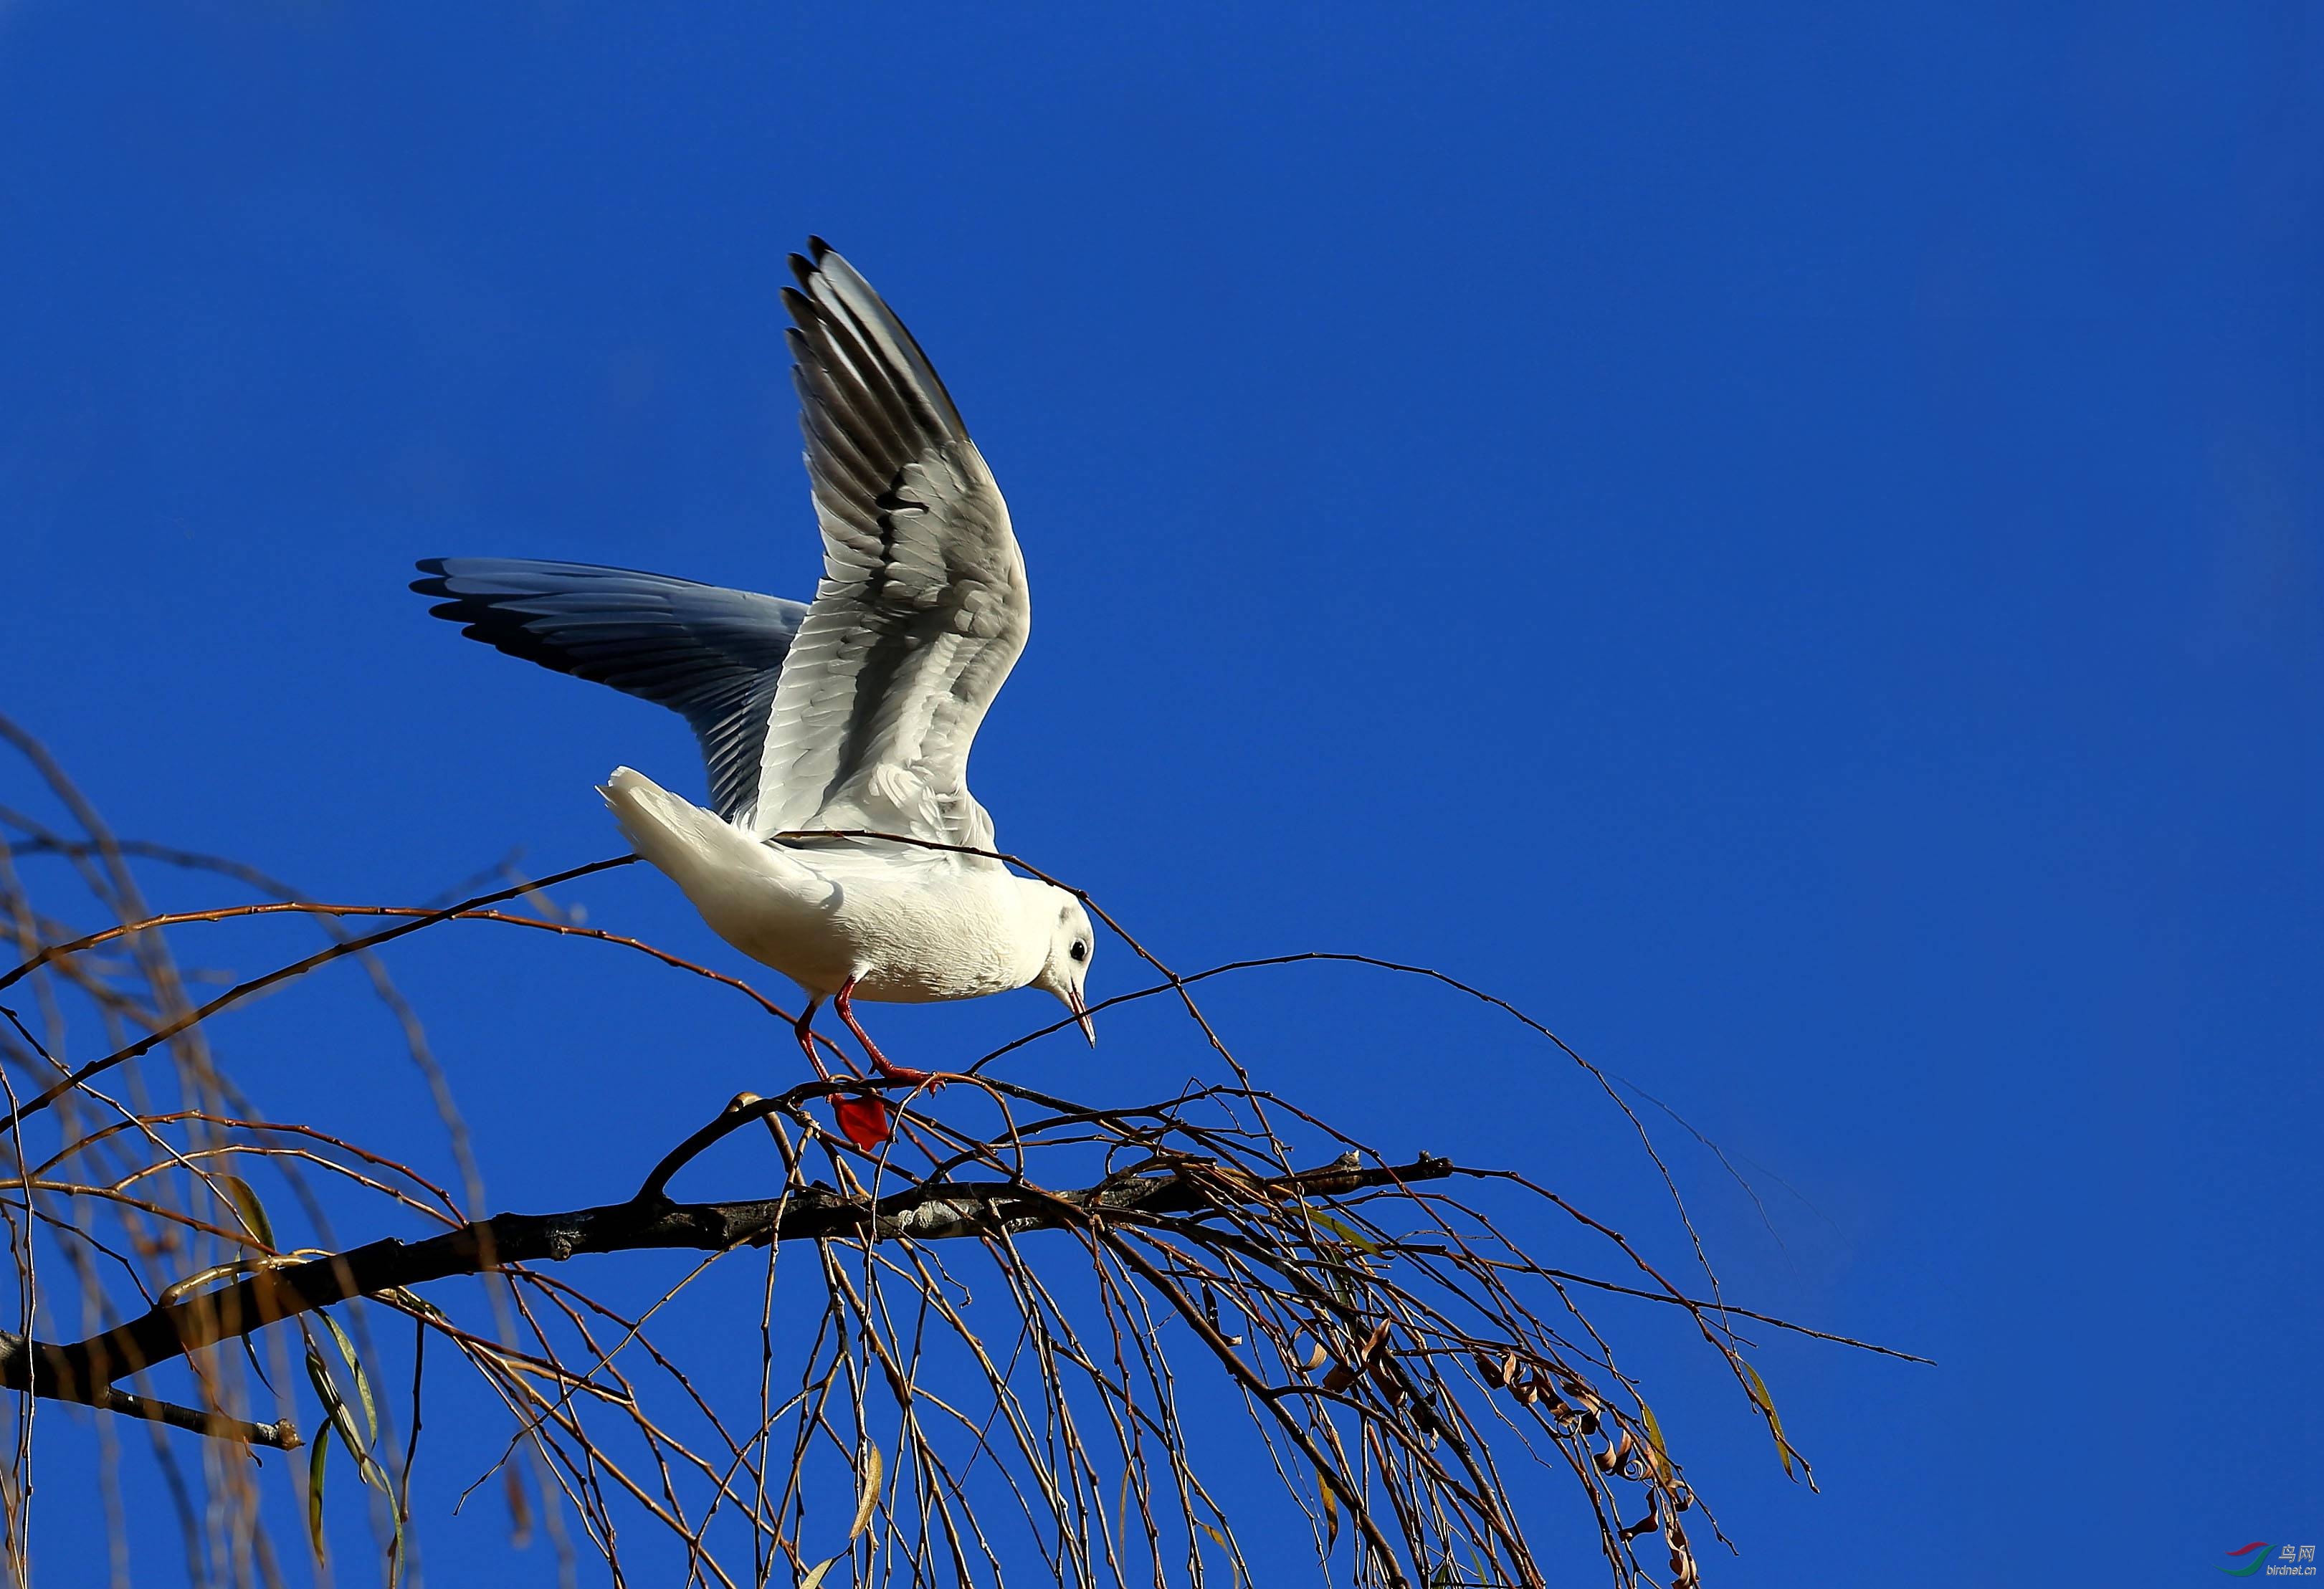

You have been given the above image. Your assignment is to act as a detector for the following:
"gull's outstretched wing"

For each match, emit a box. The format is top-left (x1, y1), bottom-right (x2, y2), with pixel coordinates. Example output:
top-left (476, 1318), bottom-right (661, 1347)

top-left (752, 239), bottom-right (1027, 856)
top-left (412, 558), bottom-right (806, 824)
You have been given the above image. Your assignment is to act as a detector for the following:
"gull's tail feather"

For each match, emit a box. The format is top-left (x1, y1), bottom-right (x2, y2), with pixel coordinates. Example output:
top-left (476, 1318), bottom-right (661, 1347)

top-left (600, 767), bottom-right (739, 879)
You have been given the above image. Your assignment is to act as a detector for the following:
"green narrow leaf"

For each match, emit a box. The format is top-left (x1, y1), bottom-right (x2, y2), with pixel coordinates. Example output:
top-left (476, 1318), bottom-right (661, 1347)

top-left (305, 1421), bottom-right (331, 1562)
top-left (309, 1317), bottom-right (406, 1585)
top-left (1197, 1521), bottom-right (1229, 1550)
top-left (320, 1312), bottom-right (381, 1447)
top-left (1740, 1360), bottom-right (1794, 1476)
top-left (1637, 1399), bottom-right (1670, 1482)
top-left (1318, 1471), bottom-right (1340, 1551)
top-left (384, 1461), bottom-right (409, 1589)
top-left (797, 1557), bottom-right (841, 1589)
top-left (1308, 1212), bottom-right (1378, 1254)
top-left (214, 1173), bottom-right (276, 1250)
top-left (305, 1342), bottom-right (362, 1456)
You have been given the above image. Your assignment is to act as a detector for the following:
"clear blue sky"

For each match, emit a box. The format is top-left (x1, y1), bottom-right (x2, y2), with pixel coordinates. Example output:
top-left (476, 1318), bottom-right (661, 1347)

top-left (2, 4), bottom-right (2316, 1585)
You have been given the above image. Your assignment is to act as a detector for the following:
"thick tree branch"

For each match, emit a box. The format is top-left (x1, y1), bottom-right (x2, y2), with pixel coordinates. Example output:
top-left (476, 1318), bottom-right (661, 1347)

top-left (0, 1147), bottom-right (1452, 1443)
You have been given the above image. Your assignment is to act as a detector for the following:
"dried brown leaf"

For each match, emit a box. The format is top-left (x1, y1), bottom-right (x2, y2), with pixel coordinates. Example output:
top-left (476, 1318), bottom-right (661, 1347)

top-left (849, 1443), bottom-right (884, 1541)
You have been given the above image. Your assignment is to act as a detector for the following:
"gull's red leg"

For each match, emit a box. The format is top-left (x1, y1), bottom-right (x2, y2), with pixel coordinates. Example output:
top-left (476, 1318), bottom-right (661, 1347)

top-left (797, 996), bottom-right (892, 1149)
top-left (793, 999), bottom-right (833, 1079)
top-left (834, 977), bottom-right (945, 1089)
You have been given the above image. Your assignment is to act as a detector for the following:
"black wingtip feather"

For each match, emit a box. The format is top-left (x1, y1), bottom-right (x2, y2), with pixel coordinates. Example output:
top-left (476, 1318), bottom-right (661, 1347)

top-left (807, 235), bottom-right (833, 260)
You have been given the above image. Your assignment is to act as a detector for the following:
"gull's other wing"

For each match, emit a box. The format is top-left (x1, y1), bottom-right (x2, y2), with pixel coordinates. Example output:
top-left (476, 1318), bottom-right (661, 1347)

top-left (412, 558), bottom-right (806, 824)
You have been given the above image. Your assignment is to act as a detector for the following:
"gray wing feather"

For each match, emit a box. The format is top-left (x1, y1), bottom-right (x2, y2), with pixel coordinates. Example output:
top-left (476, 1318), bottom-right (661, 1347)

top-left (752, 239), bottom-right (1026, 853)
top-left (411, 558), bottom-right (806, 824)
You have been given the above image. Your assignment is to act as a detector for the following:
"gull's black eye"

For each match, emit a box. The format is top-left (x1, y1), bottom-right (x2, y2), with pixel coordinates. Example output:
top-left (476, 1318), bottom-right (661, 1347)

top-left (1069, 940), bottom-right (1088, 963)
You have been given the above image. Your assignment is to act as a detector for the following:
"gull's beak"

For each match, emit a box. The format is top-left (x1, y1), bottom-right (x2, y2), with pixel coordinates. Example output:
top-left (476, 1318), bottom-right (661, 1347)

top-left (1069, 986), bottom-right (1095, 1048)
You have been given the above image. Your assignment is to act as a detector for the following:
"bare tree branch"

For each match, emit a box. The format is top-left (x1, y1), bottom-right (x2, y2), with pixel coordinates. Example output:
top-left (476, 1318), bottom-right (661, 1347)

top-left (0, 1090), bottom-right (1451, 1444)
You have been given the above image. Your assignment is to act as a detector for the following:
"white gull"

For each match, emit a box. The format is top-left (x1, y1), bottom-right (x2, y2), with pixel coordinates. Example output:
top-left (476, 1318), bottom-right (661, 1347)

top-left (414, 239), bottom-right (1094, 1133)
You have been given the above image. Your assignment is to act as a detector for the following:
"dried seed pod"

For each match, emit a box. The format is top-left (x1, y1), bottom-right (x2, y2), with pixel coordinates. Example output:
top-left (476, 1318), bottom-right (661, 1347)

top-left (1472, 1350), bottom-right (1520, 1388)
top-left (1522, 1373), bottom-right (1566, 1409)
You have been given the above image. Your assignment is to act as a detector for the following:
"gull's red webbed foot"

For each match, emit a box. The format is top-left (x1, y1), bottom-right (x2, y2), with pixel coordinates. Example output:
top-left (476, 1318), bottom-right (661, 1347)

top-left (835, 977), bottom-right (952, 1092)
top-left (871, 1054), bottom-right (946, 1089)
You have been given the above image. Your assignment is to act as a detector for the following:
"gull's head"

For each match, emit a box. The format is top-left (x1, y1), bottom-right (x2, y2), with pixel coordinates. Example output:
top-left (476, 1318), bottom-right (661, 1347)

top-left (1022, 881), bottom-right (1096, 1046)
